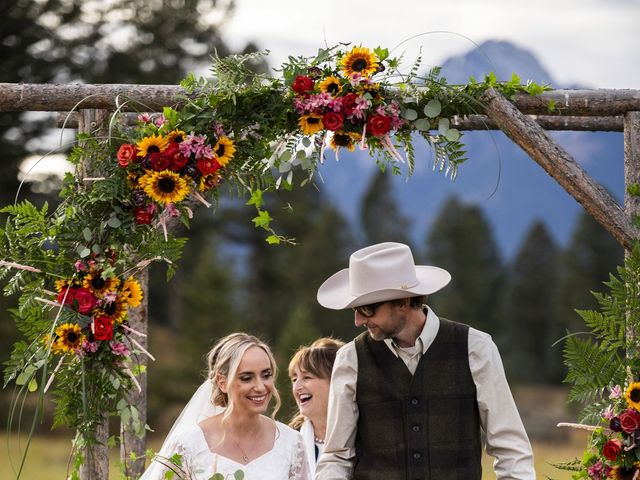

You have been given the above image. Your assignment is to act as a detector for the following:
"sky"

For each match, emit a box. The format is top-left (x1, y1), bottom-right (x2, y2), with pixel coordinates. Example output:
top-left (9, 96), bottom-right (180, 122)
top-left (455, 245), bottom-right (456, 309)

top-left (221, 0), bottom-right (639, 89)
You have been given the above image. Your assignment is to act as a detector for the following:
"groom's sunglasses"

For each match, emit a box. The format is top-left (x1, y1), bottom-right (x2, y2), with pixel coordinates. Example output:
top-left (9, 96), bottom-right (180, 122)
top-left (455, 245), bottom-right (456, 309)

top-left (352, 301), bottom-right (389, 318)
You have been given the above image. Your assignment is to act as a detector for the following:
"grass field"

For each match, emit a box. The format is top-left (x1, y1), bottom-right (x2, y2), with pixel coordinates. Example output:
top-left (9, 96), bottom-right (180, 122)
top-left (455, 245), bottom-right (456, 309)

top-left (0, 432), bottom-right (589, 479)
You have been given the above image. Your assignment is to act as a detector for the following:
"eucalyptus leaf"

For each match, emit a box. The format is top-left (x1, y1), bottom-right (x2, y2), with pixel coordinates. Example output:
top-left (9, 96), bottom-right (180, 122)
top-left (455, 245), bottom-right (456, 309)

top-left (80, 248), bottom-right (91, 258)
top-left (414, 119), bottom-right (430, 131)
top-left (91, 244), bottom-right (102, 254)
top-left (402, 108), bottom-right (418, 121)
top-left (301, 137), bottom-right (311, 148)
top-left (438, 118), bottom-right (450, 134)
top-left (445, 128), bottom-right (461, 141)
top-left (279, 150), bottom-right (292, 162)
top-left (82, 227), bottom-right (92, 241)
top-left (211, 474), bottom-right (225, 480)
top-left (234, 470), bottom-right (245, 480)
top-left (424, 99), bottom-right (442, 118)
top-left (107, 217), bottom-right (121, 228)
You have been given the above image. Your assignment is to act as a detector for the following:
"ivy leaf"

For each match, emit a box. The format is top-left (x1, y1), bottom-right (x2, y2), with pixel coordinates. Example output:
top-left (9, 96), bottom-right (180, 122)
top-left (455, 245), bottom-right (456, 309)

top-left (374, 46), bottom-right (389, 62)
top-left (627, 183), bottom-right (640, 197)
top-left (424, 99), bottom-right (441, 118)
top-left (246, 189), bottom-right (264, 208)
top-left (547, 99), bottom-right (557, 113)
top-left (251, 210), bottom-right (272, 230)
top-left (266, 235), bottom-right (280, 245)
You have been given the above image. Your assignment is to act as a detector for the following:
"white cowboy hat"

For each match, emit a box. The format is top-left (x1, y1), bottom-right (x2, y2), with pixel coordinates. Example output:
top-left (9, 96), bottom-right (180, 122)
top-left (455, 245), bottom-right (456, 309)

top-left (317, 242), bottom-right (451, 310)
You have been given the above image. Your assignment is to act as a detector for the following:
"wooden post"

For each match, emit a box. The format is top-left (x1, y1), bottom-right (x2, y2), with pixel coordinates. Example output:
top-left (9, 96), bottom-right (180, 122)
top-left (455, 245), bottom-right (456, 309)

top-left (78, 109), bottom-right (111, 480)
top-left (121, 269), bottom-right (149, 479)
top-left (624, 111), bottom-right (640, 355)
top-left (481, 87), bottom-right (640, 250)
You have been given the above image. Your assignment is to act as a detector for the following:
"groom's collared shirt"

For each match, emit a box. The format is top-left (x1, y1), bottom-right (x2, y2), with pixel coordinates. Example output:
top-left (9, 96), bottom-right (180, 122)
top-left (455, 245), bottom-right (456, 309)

top-left (315, 307), bottom-right (535, 480)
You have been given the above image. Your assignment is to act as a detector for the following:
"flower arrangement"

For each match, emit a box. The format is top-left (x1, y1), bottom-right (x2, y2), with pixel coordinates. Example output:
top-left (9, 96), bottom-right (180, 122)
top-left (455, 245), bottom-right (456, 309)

top-left (0, 43), bottom-right (550, 477)
top-left (563, 382), bottom-right (640, 479)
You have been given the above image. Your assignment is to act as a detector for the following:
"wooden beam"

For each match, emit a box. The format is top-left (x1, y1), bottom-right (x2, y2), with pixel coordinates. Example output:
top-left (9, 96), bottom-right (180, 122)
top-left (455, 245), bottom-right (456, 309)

top-left (1, 82), bottom-right (639, 116)
top-left (481, 88), bottom-right (640, 251)
top-left (58, 111), bottom-right (625, 132)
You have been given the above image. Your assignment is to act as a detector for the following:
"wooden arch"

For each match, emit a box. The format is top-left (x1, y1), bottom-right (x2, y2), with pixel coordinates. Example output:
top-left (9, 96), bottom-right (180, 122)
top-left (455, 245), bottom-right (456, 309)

top-left (0, 82), bottom-right (639, 478)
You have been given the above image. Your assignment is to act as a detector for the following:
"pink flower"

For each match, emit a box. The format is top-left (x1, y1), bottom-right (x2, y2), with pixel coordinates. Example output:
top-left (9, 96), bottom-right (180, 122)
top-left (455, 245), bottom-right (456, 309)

top-left (110, 341), bottom-right (130, 357)
top-left (349, 73), bottom-right (364, 86)
top-left (602, 405), bottom-right (614, 420)
top-left (82, 340), bottom-right (99, 353)
top-left (213, 123), bottom-right (226, 137)
top-left (164, 203), bottom-right (181, 218)
top-left (137, 113), bottom-right (152, 123)
top-left (154, 115), bottom-right (166, 128)
top-left (587, 460), bottom-right (604, 480)
top-left (74, 260), bottom-right (87, 272)
top-left (610, 385), bottom-right (622, 399)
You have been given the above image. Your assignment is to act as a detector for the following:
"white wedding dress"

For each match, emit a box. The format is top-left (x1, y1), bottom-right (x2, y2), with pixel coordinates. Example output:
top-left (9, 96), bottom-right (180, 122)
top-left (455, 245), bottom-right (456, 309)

top-left (150, 421), bottom-right (310, 480)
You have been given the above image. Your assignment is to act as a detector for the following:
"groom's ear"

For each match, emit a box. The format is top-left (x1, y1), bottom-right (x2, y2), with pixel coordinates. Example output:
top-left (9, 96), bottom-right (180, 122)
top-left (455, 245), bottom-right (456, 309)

top-left (216, 373), bottom-right (227, 393)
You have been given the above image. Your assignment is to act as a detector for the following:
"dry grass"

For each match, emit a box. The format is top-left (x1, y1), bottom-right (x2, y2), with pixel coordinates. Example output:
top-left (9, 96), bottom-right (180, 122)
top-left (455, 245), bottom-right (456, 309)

top-left (1, 431), bottom-right (588, 479)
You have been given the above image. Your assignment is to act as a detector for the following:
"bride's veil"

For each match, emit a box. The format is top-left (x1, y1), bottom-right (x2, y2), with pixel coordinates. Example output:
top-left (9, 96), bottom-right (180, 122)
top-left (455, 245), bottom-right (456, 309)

top-left (140, 379), bottom-right (224, 479)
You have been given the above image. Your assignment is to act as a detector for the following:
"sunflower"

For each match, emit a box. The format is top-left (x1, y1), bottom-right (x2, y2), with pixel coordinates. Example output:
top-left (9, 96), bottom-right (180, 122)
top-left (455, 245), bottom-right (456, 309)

top-left (610, 464), bottom-right (640, 480)
top-left (199, 173), bottom-right (222, 192)
top-left (340, 47), bottom-right (379, 78)
top-left (319, 75), bottom-right (343, 96)
top-left (625, 382), bottom-right (640, 410)
top-left (213, 137), bottom-right (236, 167)
top-left (120, 277), bottom-right (143, 308)
top-left (95, 299), bottom-right (127, 323)
top-left (298, 114), bottom-right (324, 135)
top-left (83, 270), bottom-right (121, 298)
top-left (54, 323), bottom-right (86, 354)
top-left (165, 129), bottom-right (187, 144)
top-left (139, 170), bottom-right (190, 204)
top-left (136, 134), bottom-right (169, 157)
top-left (330, 131), bottom-right (361, 152)
top-left (54, 278), bottom-right (80, 293)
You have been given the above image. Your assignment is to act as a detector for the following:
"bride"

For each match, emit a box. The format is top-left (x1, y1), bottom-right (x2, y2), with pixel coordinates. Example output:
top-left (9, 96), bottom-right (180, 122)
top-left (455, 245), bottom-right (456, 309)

top-left (140, 332), bottom-right (310, 479)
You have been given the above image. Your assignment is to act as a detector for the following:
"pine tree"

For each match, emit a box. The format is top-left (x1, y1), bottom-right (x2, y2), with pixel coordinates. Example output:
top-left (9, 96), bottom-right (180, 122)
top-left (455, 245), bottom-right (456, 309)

top-left (502, 221), bottom-right (561, 383)
top-left (557, 211), bottom-right (624, 335)
top-left (424, 196), bottom-right (504, 336)
top-left (360, 170), bottom-right (411, 245)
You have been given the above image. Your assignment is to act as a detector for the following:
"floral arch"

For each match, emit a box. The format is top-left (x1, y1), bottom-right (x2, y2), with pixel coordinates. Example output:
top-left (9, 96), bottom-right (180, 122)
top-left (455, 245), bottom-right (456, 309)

top-left (1, 45), bottom-right (639, 479)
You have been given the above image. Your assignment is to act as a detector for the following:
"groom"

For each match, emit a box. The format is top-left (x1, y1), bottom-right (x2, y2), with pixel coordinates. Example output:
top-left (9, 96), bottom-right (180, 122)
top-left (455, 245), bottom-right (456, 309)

top-left (314, 242), bottom-right (535, 479)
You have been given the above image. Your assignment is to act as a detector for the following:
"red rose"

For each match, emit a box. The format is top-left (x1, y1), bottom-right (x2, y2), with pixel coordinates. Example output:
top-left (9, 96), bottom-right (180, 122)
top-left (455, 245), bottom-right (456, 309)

top-left (92, 316), bottom-right (114, 341)
top-left (342, 93), bottom-right (359, 116)
top-left (57, 287), bottom-right (97, 315)
top-left (164, 144), bottom-right (189, 171)
top-left (620, 409), bottom-right (640, 433)
top-left (367, 114), bottom-right (392, 137)
top-left (197, 157), bottom-right (221, 176)
top-left (134, 206), bottom-right (154, 225)
top-left (292, 75), bottom-right (315, 94)
top-left (322, 112), bottom-right (344, 131)
top-left (73, 287), bottom-right (98, 314)
top-left (150, 152), bottom-right (171, 171)
top-left (602, 439), bottom-right (622, 461)
top-left (117, 144), bottom-right (137, 167)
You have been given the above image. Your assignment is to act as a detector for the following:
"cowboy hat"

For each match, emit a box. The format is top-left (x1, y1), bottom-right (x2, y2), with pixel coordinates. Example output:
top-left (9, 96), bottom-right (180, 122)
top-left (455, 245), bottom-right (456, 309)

top-left (317, 242), bottom-right (451, 310)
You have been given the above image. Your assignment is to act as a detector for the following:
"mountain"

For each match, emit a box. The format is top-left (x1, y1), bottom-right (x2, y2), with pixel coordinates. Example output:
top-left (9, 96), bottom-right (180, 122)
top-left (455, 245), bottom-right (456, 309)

top-left (314, 40), bottom-right (624, 260)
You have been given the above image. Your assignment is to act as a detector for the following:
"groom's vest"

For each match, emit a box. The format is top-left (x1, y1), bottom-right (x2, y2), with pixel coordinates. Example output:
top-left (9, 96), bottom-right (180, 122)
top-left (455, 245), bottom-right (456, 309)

top-left (353, 318), bottom-right (482, 480)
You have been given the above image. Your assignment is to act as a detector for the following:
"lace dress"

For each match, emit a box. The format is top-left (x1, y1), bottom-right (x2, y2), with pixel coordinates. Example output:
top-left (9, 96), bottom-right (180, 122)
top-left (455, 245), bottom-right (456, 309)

top-left (151, 421), bottom-right (310, 480)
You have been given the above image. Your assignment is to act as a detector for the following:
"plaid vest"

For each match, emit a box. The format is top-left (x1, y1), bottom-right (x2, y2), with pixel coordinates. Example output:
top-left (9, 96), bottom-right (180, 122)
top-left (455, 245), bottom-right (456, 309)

top-left (354, 318), bottom-right (482, 480)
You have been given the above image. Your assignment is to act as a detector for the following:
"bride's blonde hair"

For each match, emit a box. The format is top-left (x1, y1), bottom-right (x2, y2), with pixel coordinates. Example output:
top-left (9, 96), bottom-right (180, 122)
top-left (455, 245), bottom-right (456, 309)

top-left (206, 332), bottom-right (281, 420)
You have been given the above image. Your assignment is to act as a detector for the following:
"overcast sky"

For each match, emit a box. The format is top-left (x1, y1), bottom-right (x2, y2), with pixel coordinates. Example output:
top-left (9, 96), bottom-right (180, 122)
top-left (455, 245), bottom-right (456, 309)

top-left (221, 0), bottom-right (639, 89)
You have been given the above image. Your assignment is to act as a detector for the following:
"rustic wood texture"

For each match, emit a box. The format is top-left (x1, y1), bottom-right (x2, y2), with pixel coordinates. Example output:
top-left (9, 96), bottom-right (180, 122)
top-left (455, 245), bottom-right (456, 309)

top-left (120, 269), bottom-right (149, 479)
top-left (624, 112), bottom-right (640, 221)
top-left (60, 111), bottom-right (625, 131)
top-left (1, 82), bottom-right (639, 115)
top-left (481, 88), bottom-right (639, 251)
top-left (78, 109), bottom-right (112, 480)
